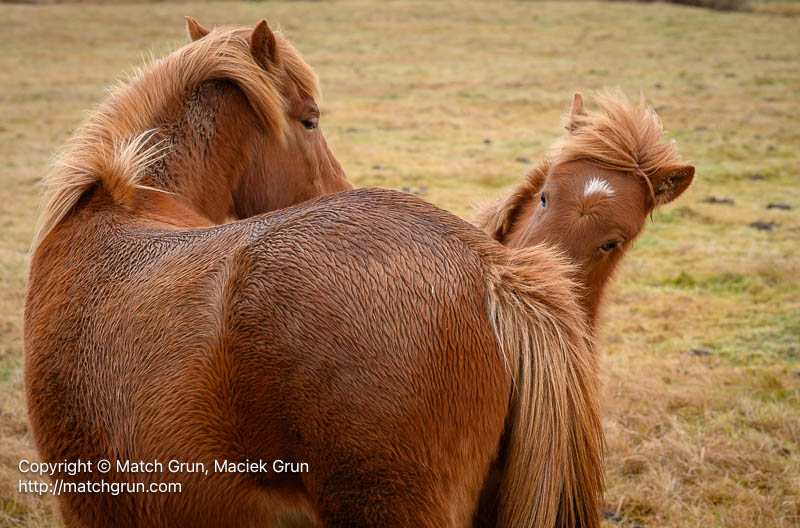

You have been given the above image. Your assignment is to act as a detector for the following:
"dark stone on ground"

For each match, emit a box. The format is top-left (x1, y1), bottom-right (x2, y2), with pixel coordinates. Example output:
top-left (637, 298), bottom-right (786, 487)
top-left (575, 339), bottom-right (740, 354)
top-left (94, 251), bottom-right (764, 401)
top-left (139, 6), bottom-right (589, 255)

top-left (749, 220), bottom-right (778, 231)
top-left (687, 348), bottom-right (712, 357)
top-left (701, 196), bottom-right (735, 205)
top-left (767, 203), bottom-right (791, 210)
top-left (515, 157), bottom-right (531, 164)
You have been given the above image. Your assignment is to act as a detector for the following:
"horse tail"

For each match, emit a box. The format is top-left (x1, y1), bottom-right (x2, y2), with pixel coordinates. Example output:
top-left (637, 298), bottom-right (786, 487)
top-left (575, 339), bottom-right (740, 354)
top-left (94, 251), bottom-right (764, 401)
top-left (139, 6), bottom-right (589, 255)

top-left (485, 244), bottom-right (603, 528)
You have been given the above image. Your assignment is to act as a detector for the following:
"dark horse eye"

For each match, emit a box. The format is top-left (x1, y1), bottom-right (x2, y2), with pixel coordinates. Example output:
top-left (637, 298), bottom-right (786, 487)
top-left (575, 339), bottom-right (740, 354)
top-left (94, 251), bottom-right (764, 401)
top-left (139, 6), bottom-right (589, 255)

top-left (301, 119), bottom-right (317, 131)
top-left (600, 242), bottom-right (618, 252)
top-left (540, 193), bottom-right (546, 207)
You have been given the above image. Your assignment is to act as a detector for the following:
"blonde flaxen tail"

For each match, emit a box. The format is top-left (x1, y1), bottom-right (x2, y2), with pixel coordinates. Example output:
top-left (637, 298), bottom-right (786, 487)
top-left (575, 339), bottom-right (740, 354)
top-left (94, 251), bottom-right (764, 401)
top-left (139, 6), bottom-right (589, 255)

top-left (486, 244), bottom-right (603, 528)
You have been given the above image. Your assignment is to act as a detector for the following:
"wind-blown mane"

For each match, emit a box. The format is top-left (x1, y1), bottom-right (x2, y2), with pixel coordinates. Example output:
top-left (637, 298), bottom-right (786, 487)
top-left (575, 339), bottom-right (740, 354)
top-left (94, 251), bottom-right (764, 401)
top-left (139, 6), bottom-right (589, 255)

top-left (477, 90), bottom-right (684, 241)
top-left (32, 25), bottom-right (320, 251)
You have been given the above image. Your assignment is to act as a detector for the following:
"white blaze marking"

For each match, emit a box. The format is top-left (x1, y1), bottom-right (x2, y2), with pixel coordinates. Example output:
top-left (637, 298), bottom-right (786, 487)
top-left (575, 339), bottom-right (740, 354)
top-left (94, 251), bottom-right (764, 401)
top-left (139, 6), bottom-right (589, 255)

top-left (583, 177), bottom-right (615, 197)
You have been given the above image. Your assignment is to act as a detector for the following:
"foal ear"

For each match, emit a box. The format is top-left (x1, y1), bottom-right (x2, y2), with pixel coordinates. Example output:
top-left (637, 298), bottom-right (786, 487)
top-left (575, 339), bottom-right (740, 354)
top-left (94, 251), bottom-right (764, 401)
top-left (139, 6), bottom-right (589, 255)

top-left (250, 20), bottom-right (280, 72)
top-left (652, 164), bottom-right (695, 206)
top-left (185, 17), bottom-right (210, 41)
top-left (566, 92), bottom-right (587, 132)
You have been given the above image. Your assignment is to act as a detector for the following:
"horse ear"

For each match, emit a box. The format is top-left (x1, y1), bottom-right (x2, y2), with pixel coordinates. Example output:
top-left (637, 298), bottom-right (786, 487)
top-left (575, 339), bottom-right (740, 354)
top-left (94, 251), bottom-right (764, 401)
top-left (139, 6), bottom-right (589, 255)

top-left (250, 20), bottom-right (280, 72)
top-left (185, 17), bottom-right (210, 41)
top-left (652, 164), bottom-right (695, 206)
top-left (566, 92), bottom-right (587, 132)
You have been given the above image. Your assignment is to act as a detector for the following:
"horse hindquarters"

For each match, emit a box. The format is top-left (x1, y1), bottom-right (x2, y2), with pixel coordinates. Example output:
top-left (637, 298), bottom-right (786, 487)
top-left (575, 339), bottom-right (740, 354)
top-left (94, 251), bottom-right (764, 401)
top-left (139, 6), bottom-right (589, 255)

top-left (232, 248), bottom-right (511, 527)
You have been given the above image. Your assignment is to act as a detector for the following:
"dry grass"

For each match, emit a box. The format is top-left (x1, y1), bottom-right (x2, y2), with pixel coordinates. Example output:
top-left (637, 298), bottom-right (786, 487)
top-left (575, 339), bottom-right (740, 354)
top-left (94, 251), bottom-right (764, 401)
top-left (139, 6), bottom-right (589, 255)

top-left (1, 1), bottom-right (798, 527)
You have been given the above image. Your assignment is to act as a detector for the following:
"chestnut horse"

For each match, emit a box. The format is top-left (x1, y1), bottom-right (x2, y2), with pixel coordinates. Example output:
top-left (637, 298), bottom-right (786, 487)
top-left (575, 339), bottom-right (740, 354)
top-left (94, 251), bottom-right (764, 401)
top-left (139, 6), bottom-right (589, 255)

top-left (478, 91), bottom-right (695, 327)
top-left (25, 19), bottom-right (603, 528)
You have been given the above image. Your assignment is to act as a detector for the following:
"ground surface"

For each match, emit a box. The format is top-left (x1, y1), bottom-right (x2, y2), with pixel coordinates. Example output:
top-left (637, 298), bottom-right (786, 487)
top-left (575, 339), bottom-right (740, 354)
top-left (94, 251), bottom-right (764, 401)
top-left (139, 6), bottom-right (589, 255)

top-left (1, 1), bottom-right (798, 527)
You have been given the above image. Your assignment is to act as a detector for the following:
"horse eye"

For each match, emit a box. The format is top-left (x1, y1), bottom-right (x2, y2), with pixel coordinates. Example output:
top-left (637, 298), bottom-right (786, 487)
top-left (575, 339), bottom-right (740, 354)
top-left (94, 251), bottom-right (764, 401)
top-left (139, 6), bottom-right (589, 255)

top-left (301, 119), bottom-right (317, 131)
top-left (600, 241), bottom-right (618, 252)
top-left (540, 193), bottom-right (546, 207)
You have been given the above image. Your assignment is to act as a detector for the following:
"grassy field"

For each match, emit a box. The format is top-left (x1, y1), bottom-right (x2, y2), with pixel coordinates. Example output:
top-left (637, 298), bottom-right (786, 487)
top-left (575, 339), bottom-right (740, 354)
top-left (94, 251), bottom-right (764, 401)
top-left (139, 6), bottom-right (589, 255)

top-left (1, 1), bottom-right (798, 526)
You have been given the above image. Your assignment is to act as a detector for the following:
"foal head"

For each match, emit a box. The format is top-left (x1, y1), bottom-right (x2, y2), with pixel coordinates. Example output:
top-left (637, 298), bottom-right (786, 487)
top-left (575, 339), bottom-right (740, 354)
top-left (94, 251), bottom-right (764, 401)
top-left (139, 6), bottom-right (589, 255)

top-left (478, 92), bottom-right (694, 324)
top-left (183, 18), bottom-right (353, 219)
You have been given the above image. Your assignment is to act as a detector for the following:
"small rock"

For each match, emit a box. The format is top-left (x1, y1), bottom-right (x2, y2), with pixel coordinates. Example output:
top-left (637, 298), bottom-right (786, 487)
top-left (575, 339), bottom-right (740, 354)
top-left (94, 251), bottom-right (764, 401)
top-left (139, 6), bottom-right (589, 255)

top-left (745, 173), bottom-right (764, 180)
top-left (401, 187), bottom-right (412, 193)
top-left (687, 348), bottom-right (712, 357)
top-left (749, 220), bottom-right (778, 231)
top-left (654, 82), bottom-right (664, 89)
top-left (694, 125), bottom-right (709, 131)
top-left (701, 196), bottom-right (735, 206)
top-left (483, 138), bottom-right (492, 145)
top-left (372, 165), bottom-right (387, 171)
top-left (724, 72), bottom-right (737, 78)
top-left (515, 157), bottom-right (531, 164)
top-left (767, 145), bottom-right (776, 151)
top-left (767, 203), bottom-right (791, 210)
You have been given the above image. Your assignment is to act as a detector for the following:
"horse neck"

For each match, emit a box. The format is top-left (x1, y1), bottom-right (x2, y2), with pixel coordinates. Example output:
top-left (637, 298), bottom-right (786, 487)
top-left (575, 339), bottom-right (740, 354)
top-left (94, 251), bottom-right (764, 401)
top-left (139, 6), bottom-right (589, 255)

top-left (581, 247), bottom-right (630, 330)
top-left (581, 278), bottom-right (607, 330)
top-left (146, 80), bottom-right (258, 224)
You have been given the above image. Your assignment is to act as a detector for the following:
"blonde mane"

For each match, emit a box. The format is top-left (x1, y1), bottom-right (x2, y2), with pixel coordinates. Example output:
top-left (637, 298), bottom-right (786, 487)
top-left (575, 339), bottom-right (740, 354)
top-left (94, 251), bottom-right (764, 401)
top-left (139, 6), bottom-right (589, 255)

top-left (32, 25), bottom-right (320, 252)
top-left (477, 90), bottom-right (684, 240)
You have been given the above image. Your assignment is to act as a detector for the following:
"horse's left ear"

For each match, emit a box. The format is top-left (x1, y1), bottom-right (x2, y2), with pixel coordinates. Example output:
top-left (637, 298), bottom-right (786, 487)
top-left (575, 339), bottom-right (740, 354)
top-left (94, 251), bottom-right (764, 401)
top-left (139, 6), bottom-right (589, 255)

top-left (250, 20), bottom-right (280, 72)
top-left (566, 92), bottom-right (588, 132)
top-left (652, 164), bottom-right (695, 206)
top-left (185, 17), bottom-right (210, 41)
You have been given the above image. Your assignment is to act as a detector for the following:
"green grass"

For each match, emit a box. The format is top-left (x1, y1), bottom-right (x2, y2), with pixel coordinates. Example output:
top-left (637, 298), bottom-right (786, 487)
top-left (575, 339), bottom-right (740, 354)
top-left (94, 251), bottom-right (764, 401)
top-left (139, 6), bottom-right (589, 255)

top-left (1, 1), bottom-right (798, 527)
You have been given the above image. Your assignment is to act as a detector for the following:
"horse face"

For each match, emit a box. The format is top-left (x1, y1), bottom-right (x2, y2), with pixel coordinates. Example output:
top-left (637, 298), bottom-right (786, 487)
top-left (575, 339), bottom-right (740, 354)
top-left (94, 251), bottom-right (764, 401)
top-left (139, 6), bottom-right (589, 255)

top-left (506, 159), bottom-right (694, 316)
top-left (507, 161), bottom-right (648, 285)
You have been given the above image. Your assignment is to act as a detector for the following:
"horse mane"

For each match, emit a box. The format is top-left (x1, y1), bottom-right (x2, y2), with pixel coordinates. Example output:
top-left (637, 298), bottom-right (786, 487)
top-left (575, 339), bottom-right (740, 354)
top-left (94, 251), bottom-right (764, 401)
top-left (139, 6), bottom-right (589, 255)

top-left (476, 90), bottom-right (684, 241)
top-left (32, 25), bottom-right (320, 252)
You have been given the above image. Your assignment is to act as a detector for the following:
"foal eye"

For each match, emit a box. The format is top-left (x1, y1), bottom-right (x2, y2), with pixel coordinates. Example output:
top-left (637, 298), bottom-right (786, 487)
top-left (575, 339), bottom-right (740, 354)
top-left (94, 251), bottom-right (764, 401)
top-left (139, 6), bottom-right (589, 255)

top-left (301, 119), bottom-right (318, 131)
top-left (600, 241), bottom-right (618, 252)
top-left (540, 193), bottom-right (546, 207)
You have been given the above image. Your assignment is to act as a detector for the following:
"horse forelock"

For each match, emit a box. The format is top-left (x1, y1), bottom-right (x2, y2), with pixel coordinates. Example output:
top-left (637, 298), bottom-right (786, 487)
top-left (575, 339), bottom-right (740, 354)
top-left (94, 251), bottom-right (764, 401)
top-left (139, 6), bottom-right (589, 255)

top-left (32, 24), bottom-right (320, 253)
top-left (550, 90), bottom-right (684, 202)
